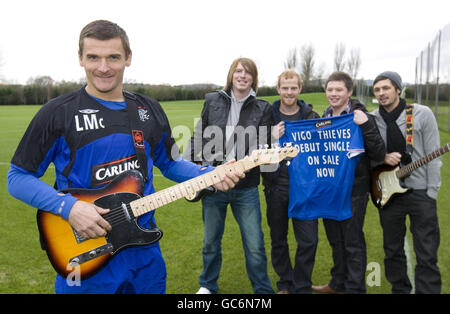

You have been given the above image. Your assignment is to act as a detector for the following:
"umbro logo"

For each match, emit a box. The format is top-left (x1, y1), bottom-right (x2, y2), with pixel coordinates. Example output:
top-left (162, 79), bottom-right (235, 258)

top-left (79, 109), bottom-right (99, 114)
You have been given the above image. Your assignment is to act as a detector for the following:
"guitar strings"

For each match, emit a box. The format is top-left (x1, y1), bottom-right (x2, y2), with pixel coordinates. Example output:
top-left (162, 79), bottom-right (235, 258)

top-left (94, 153), bottom-right (270, 227)
top-left (96, 189), bottom-right (181, 228)
top-left (97, 165), bottom-right (244, 227)
top-left (101, 205), bottom-right (133, 227)
top-left (78, 149), bottom-right (290, 232)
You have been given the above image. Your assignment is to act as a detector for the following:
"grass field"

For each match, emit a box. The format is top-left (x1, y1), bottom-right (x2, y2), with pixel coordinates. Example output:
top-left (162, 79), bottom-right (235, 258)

top-left (0, 93), bottom-right (449, 294)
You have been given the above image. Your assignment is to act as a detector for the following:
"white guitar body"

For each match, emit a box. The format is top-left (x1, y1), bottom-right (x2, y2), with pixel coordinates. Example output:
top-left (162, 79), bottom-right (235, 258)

top-left (371, 142), bottom-right (449, 209)
top-left (376, 166), bottom-right (408, 207)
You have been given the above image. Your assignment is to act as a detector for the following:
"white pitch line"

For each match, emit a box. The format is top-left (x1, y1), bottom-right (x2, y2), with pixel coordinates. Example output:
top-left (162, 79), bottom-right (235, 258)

top-left (404, 235), bottom-right (415, 294)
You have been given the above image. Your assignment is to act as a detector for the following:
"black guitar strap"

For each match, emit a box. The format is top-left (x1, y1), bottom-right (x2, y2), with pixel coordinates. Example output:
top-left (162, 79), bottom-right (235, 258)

top-left (124, 91), bottom-right (160, 229)
top-left (124, 91), bottom-right (149, 183)
top-left (405, 104), bottom-right (414, 158)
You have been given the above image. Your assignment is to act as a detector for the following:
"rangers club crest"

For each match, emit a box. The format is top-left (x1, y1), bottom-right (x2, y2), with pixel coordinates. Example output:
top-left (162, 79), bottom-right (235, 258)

top-left (138, 106), bottom-right (150, 122)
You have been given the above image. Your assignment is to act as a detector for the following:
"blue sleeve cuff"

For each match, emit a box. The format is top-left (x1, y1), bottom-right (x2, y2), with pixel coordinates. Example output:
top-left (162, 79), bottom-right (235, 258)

top-left (7, 164), bottom-right (79, 220)
top-left (58, 194), bottom-right (79, 220)
top-left (162, 157), bottom-right (215, 183)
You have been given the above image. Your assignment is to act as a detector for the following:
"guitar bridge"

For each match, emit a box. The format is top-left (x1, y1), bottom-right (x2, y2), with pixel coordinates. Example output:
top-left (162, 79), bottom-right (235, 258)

top-left (69, 243), bottom-right (113, 266)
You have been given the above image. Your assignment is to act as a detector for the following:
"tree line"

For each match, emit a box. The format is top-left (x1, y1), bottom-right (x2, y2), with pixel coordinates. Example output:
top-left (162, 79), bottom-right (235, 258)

top-left (2, 41), bottom-right (429, 106)
top-left (0, 76), bottom-right (327, 106)
top-left (0, 76), bottom-right (424, 106)
top-left (0, 78), bottom-right (218, 105)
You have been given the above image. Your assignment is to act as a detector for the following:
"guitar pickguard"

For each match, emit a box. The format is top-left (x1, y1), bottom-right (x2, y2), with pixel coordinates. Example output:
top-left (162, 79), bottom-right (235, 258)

top-left (92, 192), bottom-right (163, 256)
top-left (371, 165), bottom-right (409, 209)
top-left (377, 167), bottom-right (408, 207)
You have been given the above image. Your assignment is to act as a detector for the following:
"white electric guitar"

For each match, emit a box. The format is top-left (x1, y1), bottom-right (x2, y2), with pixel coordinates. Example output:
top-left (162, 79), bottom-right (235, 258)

top-left (370, 142), bottom-right (449, 208)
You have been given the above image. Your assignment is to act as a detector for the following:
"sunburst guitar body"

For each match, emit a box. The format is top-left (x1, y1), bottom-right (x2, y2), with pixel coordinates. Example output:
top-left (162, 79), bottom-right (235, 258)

top-left (37, 170), bottom-right (162, 280)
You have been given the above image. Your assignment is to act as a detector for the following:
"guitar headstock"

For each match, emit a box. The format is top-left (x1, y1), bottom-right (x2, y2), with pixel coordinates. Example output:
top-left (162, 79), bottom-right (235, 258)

top-left (250, 143), bottom-right (299, 165)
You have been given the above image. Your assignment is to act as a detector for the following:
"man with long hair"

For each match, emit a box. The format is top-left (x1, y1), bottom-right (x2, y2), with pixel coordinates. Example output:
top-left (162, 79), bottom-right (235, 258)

top-left (186, 57), bottom-right (274, 294)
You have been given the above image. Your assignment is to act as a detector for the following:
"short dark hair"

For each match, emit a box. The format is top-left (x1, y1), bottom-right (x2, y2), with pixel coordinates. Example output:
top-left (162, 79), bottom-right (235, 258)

top-left (325, 71), bottom-right (353, 92)
top-left (79, 20), bottom-right (131, 59)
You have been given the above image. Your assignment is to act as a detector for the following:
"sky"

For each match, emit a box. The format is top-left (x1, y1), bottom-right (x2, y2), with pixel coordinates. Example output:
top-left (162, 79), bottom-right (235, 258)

top-left (0, 0), bottom-right (449, 87)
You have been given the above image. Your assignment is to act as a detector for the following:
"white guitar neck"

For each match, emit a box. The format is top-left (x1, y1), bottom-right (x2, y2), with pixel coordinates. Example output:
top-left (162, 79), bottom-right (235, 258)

top-left (129, 158), bottom-right (252, 217)
top-left (396, 143), bottom-right (450, 179)
top-left (128, 145), bottom-right (299, 217)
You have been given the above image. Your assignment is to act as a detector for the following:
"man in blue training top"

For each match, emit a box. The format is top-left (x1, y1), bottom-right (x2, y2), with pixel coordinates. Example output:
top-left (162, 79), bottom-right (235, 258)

top-left (7, 19), bottom-right (243, 294)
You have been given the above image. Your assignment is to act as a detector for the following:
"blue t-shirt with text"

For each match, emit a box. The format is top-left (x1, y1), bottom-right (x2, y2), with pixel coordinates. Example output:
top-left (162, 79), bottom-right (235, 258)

top-left (280, 113), bottom-right (364, 221)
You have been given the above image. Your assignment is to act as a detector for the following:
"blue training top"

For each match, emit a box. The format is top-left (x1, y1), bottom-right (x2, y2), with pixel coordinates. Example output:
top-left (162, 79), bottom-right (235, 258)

top-left (7, 87), bottom-right (213, 228)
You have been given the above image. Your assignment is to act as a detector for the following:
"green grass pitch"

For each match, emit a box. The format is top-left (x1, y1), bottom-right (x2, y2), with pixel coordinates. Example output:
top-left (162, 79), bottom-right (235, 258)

top-left (0, 93), bottom-right (449, 293)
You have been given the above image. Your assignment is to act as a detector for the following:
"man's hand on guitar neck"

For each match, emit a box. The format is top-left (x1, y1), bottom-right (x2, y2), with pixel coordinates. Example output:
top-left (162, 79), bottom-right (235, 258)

top-left (213, 160), bottom-right (245, 192)
top-left (384, 152), bottom-right (402, 166)
top-left (68, 201), bottom-right (112, 239)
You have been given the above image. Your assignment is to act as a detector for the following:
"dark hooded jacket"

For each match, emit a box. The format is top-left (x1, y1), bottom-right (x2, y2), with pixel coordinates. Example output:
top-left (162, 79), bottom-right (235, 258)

top-left (262, 99), bottom-right (320, 190)
top-left (323, 98), bottom-right (386, 197)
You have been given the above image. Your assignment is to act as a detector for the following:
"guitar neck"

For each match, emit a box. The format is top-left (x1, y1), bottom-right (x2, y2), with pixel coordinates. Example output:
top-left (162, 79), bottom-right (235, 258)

top-left (129, 157), bottom-right (256, 217)
top-left (396, 143), bottom-right (449, 179)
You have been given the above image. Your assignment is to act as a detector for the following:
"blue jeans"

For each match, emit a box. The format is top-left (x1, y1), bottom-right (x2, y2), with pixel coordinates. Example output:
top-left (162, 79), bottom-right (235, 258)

top-left (199, 187), bottom-right (274, 294)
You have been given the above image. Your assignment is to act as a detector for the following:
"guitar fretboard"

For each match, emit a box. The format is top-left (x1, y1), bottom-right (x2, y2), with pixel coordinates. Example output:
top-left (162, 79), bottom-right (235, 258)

top-left (129, 157), bottom-right (254, 217)
top-left (396, 143), bottom-right (449, 179)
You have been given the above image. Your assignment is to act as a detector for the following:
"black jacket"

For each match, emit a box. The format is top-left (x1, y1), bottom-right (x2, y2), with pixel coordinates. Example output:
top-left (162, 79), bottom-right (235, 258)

top-left (185, 89), bottom-right (272, 189)
top-left (323, 99), bottom-right (386, 196)
top-left (271, 99), bottom-right (319, 124)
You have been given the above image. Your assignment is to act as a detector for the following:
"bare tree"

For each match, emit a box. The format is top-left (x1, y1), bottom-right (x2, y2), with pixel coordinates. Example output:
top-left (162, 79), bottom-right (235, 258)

top-left (300, 43), bottom-right (315, 88)
top-left (284, 47), bottom-right (298, 70)
top-left (334, 42), bottom-right (346, 72)
top-left (346, 48), bottom-right (361, 80)
top-left (315, 62), bottom-right (327, 86)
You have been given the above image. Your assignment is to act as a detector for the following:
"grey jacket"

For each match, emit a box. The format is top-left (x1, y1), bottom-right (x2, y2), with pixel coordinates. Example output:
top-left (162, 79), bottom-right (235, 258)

top-left (372, 103), bottom-right (442, 199)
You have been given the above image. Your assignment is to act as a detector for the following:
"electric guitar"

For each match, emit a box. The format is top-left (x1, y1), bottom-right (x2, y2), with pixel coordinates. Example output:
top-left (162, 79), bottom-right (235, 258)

top-left (370, 142), bottom-right (449, 209)
top-left (37, 145), bottom-right (299, 280)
